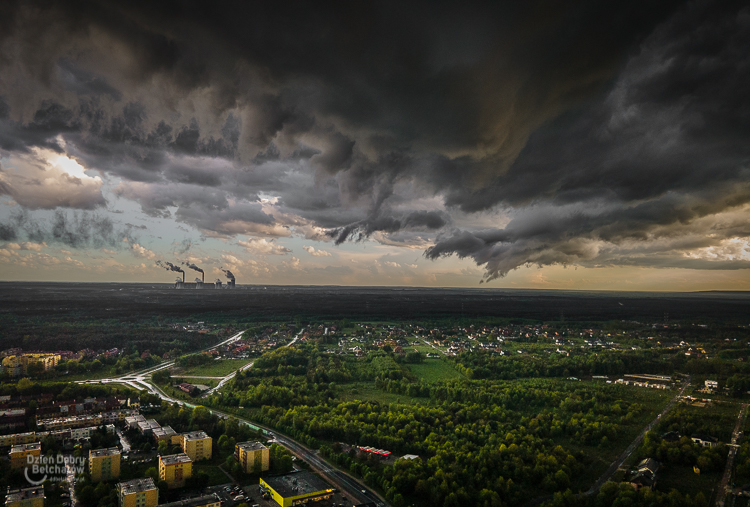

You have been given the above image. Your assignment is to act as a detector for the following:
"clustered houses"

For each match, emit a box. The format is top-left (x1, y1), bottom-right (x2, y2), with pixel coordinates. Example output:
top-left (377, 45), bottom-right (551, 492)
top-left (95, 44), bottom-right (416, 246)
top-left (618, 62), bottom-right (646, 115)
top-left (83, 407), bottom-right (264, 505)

top-left (0, 394), bottom-right (136, 434)
top-left (307, 319), bottom-right (724, 367)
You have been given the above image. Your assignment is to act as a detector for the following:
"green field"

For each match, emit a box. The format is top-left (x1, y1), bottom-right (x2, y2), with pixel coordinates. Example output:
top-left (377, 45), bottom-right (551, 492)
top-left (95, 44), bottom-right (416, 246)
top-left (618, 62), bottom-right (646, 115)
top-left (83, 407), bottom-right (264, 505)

top-left (173, 359), bottom-right (250, 377)
top-left (194, 459), bottom-right (233, 486)
top-left (408, 358), bottom-right (465, 383)
top-left (338, 382), bottom-right (427, 405)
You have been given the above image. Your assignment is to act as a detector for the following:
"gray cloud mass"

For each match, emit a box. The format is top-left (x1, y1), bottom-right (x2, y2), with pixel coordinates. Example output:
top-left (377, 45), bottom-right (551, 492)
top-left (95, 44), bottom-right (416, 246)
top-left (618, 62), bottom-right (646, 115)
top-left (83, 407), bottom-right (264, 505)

top-left (0, 0), bottom-right (748, 280)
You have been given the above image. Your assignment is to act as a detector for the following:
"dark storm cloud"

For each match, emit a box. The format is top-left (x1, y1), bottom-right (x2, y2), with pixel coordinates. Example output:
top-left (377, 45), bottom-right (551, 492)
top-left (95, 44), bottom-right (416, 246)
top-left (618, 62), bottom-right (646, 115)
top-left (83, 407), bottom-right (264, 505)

top-left (425, 1), bottom-right (750, 279)
top-left (1, 0), bottom-right (749, 279)
top-left (332, 210), bottom-right (449, 245)
top-left (0, 209), bottom-right (135, 248)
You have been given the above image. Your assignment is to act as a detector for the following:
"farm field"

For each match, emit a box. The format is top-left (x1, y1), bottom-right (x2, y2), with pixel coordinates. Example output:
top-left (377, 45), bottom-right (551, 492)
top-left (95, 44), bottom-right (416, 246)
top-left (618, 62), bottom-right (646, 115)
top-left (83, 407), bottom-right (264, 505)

top-left (407, 358), bottom-right (465, 383)
top-left (174, 359), bottom-right (250, 377)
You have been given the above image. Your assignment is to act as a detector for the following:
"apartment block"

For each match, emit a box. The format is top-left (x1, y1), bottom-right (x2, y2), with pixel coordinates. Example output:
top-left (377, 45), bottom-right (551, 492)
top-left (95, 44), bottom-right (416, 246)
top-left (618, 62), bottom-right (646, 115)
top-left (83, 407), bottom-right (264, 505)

top-left (9, 442), bottom-right (41, 469)
top-left (180, 431), bottom-right (212, 462)
top-left (235, 441), bottom-right (269, 473)
top-left (117, 478), bottom-right (158, 507)
top-left (159, 453), bottom-right (192, 489)
top-left (89, 447), bottom-right (121, 482)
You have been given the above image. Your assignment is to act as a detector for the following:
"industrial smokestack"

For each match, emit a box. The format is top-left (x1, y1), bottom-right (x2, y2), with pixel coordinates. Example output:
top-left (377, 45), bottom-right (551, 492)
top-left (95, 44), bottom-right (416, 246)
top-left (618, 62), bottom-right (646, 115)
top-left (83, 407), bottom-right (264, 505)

top-left (220, 268), bottom-right (235, 288)
top-left (156, 260), bottom-right (185, 280)
top-left (183, 262), bottom-right (205, 282)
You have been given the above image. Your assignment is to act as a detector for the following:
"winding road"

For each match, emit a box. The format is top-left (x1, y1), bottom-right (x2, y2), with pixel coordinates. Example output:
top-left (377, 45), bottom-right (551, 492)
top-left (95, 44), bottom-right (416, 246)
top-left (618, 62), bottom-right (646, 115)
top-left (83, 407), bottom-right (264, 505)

top-left (76, 329), bottom-right (388, 507)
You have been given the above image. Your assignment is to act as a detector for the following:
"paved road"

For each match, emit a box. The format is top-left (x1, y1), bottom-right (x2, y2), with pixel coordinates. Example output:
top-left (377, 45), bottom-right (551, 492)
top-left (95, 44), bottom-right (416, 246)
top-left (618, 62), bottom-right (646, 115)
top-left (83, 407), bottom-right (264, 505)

top-left (583, 382), bottom-right (689, 495)
top-left (77, 331), bottom-right (246, 392)
top-left (716, 403), bottom-right (748, 507)
top-left (65, 461), bottom-right (78, 507)
top-left (116, 427), bottom-right (131, 452)
top-left (420, 337), bottom-right (444, 355)
top-left (144, 379), bottom-right (388, 506)
top-left (77, 328), bottom-right (387, 506)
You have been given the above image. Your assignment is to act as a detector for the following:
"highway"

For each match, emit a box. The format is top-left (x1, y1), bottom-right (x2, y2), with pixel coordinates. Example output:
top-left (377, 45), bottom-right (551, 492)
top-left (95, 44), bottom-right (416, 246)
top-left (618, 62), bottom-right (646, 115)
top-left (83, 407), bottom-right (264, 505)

top-left (77, 329), bottom-right (388, 506)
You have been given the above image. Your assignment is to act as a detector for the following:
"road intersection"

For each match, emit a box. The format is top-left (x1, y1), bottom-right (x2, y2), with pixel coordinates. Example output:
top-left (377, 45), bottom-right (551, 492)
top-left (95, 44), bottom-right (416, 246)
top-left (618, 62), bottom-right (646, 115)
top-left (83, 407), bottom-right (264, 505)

top-left (76, 329), bottom-right (387, 507)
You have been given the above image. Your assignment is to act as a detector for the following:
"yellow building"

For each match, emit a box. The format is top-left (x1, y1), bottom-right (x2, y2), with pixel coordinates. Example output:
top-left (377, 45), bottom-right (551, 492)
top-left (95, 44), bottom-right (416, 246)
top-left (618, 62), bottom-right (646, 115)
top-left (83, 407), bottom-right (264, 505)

top-left (180, 431), bottom-right (212, 462)
top-left (9, 442), bottom-right (41, 469)
top-left (159, 453), bottom-right (192, 489)
top-left (89, 447), bottom-right (121, 482)
top-left (5, 486), bottom-right (45, 507)
top-left (2, 353), bottom-right (60, 377)
top-left (260, 471), bottom-right (334, 507)
top-left (235, 441), bottom-right (269, 473)
top-left (0, 432), bottom-right (38, 448)
top-left (117, 478), bottom-right (158, 507)
top-left (160, 494), bottom-right (220, 507)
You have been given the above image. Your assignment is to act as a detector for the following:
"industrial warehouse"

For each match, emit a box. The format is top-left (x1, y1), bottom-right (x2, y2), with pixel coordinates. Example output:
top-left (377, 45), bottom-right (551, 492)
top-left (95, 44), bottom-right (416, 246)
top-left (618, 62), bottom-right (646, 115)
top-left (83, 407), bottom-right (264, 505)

top-left (259, 471), bottom-right (334, 507)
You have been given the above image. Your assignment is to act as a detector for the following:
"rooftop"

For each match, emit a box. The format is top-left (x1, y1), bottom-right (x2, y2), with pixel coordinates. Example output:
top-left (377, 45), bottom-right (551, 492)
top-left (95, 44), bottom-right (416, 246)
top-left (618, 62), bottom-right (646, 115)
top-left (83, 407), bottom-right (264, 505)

top-left (236, 441), bottom-right (267, 452)
top-left (182, 431), bottom-right (209, 441)
top-left (263, 471), bottom-right (332, 498)
top-left (160, 453), bottom-right (192, 466)
top-left (10, 442), bottom-right (41, 452)
top-left (160, 494), bottom-right (220, 507)
top-left (117, 478), bottom-right (157, 495)
top-left (6, 487), bottom-right (45, 502)
top-left (90, 448), bottom-right (120, 458)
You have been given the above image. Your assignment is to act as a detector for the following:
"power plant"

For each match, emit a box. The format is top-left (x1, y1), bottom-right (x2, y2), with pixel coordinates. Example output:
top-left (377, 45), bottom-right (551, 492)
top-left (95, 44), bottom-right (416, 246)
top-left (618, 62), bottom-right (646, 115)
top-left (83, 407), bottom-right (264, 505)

top-left (156, 261), bottom-right (236, 289)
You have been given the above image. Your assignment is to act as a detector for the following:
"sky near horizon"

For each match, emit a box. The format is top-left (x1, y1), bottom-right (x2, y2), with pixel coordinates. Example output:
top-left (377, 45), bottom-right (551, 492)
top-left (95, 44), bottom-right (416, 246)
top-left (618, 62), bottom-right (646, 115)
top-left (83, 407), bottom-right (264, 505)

top-left (1, 1), bottom-right (749, 290)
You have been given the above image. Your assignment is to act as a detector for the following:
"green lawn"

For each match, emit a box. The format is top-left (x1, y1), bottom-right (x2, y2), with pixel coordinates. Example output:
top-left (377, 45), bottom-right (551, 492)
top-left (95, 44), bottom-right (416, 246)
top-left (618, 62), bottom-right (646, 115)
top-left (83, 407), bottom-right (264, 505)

top-left (194, 460), bottom-right (233, 486)
top-left (408, 359), bottom-right (465, 383)
top-left (173, 359), bottom-right (250, 377)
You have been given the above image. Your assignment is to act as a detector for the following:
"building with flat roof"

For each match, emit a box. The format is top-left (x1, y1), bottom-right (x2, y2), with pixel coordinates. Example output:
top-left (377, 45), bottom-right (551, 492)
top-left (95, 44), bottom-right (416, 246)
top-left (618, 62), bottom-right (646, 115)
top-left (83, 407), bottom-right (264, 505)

top-left (89, 447), bottom-right (121, 482)
top-left (9, 442), bottom-right (41, 469)
top-left (259, 471), bottom-right (334, 507)
top-left (117, 478), bottom-right (158, 507)
top-left (159, 494), bottom-right (220, 507)
top-left (159, 453), bottom-right (192, 489)
top-left (235, 441), bottom-right (269, 473)
top-left (152, 425), bottom-right (177, 443)
top-left (180, 431), bottom-right (212, 461)
top-left (5, 486), bottom-right (45, 507)
top-left (0, 432), bottom-right (37, 448)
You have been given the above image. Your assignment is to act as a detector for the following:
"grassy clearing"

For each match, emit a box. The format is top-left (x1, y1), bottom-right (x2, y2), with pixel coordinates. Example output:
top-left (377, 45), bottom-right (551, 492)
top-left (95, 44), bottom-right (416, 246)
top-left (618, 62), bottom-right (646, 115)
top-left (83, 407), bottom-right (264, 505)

top-left (338, 381), bottom-right (427, 405)
top-left (174, 359), bottom-right (249, 377)
top-left (408, 359), bottom-right (464, 383)
top-left (194, 460), bottom-right (232, 486)
top-left (56, 365), bottom-right (119, 382)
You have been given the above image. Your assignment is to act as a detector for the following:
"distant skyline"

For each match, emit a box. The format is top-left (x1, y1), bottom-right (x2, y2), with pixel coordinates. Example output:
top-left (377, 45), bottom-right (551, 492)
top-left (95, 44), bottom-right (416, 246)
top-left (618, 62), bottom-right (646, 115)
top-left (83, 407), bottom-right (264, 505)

top-left (1, 1), bottom-right (749, 290)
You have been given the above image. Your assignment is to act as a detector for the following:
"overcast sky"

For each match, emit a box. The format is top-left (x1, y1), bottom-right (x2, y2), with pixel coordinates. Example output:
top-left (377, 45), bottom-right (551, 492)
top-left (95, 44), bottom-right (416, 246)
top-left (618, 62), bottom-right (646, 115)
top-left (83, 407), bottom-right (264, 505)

top-left (1, 0), bottom-right (749, 290)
